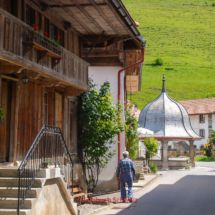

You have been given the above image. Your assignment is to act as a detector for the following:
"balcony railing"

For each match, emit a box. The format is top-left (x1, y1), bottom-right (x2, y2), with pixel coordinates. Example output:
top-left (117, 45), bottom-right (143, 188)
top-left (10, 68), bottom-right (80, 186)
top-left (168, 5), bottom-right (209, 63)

top-left (0, 8), bottom-right (89, 90)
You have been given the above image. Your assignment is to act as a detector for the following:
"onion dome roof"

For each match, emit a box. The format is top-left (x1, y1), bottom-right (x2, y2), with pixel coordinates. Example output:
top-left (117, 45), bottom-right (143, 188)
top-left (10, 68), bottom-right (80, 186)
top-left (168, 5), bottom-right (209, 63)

top-left (138, 75), bottom-right (201, 140)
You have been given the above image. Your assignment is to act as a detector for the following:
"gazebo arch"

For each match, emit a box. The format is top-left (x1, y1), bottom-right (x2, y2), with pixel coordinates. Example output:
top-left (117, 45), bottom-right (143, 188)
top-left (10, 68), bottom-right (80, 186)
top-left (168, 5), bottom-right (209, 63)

top-left (138, 75), bottom-right (201, 169)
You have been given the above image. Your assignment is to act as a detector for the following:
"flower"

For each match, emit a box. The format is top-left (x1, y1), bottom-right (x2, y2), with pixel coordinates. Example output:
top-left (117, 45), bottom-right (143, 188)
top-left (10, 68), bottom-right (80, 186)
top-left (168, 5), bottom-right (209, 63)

top-left (211, 143), bottom-right (213, 145)
top-left (129, 127), bottom-right (130, 129)
top-left (43, 32), bottom-right (48, 37)
top-left (57, 35), bottom-right (60, 39)
top-left (130, 123), bottom-right (132, 125)
top-left (54, 36), bottom-right (56, 38)
top-left (33, 26), bottom-right (38, 31)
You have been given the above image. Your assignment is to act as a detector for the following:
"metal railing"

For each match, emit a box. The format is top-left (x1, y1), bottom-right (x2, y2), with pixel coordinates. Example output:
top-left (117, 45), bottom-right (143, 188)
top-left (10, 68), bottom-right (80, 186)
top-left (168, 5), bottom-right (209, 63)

top-left (17, 125), bottom-right (73, 215)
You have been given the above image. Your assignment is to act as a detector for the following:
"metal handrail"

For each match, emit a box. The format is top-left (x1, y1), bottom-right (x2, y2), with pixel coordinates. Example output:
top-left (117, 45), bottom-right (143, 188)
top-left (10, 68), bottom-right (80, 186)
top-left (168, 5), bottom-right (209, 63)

top-left (17, 125), bottom-right (74, 215)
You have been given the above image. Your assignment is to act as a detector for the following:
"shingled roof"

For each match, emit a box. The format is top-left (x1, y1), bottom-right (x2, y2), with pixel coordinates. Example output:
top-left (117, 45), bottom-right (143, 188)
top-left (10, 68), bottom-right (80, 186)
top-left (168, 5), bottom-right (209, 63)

top-left (179, 98), bottom-right (215, 115)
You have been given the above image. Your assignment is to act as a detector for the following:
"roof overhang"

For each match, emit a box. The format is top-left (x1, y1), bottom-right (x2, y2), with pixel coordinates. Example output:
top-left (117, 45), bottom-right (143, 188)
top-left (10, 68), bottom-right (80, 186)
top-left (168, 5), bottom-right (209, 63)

top-left (37, 0), bottom-right (141, 47)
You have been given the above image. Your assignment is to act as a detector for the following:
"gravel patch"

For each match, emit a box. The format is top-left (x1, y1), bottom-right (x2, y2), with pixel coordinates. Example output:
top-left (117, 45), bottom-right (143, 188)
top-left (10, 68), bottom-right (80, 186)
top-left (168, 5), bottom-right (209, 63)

top-left (78, 203), bottom-right (108, 215)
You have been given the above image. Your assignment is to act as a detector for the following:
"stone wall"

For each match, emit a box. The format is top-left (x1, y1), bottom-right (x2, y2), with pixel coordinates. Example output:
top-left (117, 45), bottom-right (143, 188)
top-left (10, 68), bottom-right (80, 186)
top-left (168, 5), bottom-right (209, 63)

top-left (152, 159), bottom-right (188, 169)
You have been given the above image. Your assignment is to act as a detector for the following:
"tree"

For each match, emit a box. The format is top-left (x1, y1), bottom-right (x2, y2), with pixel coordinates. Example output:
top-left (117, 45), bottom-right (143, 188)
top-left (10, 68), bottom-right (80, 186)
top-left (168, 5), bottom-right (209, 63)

top-left (77, 79), bottom-right (124, 192)
top-left (144, 137), bottom-right (159, 163)
top-left (125, 105), bottom-right (139, 159)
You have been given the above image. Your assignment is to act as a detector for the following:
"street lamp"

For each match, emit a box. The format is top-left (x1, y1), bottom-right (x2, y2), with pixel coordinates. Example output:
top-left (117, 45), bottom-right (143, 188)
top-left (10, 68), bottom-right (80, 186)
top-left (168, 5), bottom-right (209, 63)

top-left (21, 69), bottom-right (29, 84)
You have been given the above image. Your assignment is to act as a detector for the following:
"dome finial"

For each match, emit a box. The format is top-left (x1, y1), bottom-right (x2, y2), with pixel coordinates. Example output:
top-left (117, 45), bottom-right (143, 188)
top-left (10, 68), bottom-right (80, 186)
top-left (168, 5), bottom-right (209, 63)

top-left (162, 73), bottom-right (166, 92)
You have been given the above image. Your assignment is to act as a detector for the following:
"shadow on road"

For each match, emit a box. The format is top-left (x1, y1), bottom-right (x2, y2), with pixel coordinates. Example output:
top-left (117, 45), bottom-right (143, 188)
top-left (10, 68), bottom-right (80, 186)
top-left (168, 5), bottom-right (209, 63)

top-left (106, 175), bottom-right (215, 215)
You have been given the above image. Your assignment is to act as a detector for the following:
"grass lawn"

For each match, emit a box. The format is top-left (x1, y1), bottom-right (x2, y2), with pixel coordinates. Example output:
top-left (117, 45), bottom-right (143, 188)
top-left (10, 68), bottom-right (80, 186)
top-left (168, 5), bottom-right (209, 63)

top-left (189, 156), bottom-right (215, 161)
top-left (123, 0), bottom-right (215, 109)
top-left (129, 65), bottom-right (215, 110)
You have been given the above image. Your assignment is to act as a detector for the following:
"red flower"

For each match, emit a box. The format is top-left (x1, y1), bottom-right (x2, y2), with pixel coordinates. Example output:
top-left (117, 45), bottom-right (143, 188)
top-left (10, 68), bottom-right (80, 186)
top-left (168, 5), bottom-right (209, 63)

top-left (211, 143), bottom-right (213, 145)
top-left (54, 36), bottom-right (56, 38)
top-left (57, 35), bottom-right (60, 39)
top-left (43, 32), bottom-right (48, 37)
top-left (129, 127), bottom-right (130, 129)
top-left (130, 123), bottom-right (132, 126)
top-left (34, 26), bottom-right (38, 31)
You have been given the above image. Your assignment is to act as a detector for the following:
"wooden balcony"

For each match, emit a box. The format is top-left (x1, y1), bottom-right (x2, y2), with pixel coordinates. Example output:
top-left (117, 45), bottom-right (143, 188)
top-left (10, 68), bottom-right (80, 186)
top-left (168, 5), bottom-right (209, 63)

top-left (0, 8), bottom-right (89, 91)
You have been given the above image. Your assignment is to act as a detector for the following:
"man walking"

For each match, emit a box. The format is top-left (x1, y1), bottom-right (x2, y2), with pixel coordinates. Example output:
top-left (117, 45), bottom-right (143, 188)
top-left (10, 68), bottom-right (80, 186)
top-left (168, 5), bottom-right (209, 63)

top-left (116, 151), bottom-right (136, 202)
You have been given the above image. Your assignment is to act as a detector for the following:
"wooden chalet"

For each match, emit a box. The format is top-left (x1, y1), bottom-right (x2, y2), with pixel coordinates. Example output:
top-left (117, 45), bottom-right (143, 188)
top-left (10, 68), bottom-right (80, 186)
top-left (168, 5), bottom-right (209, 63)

top-left (0, 0), bottom-right (141, 164)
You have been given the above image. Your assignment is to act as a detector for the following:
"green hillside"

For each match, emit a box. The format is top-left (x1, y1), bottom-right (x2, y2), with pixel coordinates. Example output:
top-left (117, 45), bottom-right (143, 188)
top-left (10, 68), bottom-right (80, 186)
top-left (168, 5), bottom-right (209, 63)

top-left (123, 0), bottom-right (215, 110)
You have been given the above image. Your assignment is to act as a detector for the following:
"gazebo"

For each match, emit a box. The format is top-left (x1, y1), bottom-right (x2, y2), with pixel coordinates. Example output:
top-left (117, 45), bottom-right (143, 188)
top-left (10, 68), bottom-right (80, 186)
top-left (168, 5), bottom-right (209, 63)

top-left (138, 75), bottom-right (201, 169)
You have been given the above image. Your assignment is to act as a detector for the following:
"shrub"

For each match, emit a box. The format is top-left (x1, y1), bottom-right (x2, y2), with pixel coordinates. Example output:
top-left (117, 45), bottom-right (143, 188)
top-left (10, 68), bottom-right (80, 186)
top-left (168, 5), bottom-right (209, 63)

top-left (149, 163), bottom-right (158, 173)
top-left (212, 3), bottom-right (215, 6)
top-left (155, 57), bottom-right (164, 66)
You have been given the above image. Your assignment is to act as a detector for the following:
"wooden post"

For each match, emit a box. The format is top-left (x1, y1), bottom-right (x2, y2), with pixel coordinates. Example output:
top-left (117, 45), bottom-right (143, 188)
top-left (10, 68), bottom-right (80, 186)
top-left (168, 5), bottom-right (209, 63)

top-left (0, 75), bottom-right (2, 107)
top-left (162, 140), bottom-right (169, 170)
top-left (189, 140), bottom-right (195, 167)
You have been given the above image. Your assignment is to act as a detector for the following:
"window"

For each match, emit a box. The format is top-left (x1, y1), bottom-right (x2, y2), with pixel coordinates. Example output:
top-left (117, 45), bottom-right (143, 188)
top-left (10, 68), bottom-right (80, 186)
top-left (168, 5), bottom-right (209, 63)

top-left (3, 0), bottom-right (18, 17)
top-left (59, 29), bottom-right (65, 47)
top-left (200, 129), bottom-right (205, 139)
top-left (44, 16), bottom-right (49, 35)
top-left (50, 24), bottom-right (58, 39)
top-left (26, 4), bottom-right (35, 27)
top-left (199, 114), bottom-right (205, 123)
top-left (168, 145), bottom-right (172, 150)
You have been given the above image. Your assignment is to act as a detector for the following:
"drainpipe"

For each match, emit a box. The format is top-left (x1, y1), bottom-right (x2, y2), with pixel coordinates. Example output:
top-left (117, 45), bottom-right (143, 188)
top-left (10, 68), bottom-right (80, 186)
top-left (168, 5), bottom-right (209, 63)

top-left (117, 42), bottom-right (146, 163)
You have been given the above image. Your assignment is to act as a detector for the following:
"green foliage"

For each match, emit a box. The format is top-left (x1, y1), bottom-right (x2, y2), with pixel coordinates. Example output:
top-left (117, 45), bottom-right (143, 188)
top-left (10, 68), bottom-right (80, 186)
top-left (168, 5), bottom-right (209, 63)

top-left (194, 156), bottom-right (215, 161)
top-left (0, 108), bottom-right (5, 121)
top-left (149, 163), bottom-right (158, 173)
top-left (128, 66), bottom-right (215, 109)
top-left (77, 79), bottom-right (124, 190)
top-left (144, 137), bottom-right (159, 163)
top-left (205, 92), bottom-right (215, 98)
top-left (155, 57), bottom-right (164, 66)
top-left (212, 2), bottom-right (215, 6)
top-left (125, 105), bottom-right (139, 159)
top-left (210, 129), bottom-right (215, 144)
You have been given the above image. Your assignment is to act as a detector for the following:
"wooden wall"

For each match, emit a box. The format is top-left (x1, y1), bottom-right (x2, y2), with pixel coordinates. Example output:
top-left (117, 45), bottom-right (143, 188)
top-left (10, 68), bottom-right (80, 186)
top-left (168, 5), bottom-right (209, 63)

top-left (16, 80), bottom-right (43, 160)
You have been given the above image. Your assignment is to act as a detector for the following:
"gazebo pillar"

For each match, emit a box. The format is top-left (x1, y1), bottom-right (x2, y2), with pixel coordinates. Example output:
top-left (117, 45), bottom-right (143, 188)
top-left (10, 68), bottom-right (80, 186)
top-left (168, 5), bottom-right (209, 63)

top-left (189, 140), bottom-right (195, 167)
top-left (162, 140), bottom-right (169, 170)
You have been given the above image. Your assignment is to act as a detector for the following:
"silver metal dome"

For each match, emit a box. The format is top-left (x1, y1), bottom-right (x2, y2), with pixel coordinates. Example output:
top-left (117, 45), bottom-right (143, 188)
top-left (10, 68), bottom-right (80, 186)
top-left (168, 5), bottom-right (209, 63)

top-left (139, 75), bottom-right (201, 140)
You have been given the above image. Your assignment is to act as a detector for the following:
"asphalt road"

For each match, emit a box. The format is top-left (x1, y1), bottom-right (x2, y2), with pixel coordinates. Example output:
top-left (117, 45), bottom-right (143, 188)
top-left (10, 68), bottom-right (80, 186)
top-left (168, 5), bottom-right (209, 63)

top-left (96, 167), bottom-right (215, 215)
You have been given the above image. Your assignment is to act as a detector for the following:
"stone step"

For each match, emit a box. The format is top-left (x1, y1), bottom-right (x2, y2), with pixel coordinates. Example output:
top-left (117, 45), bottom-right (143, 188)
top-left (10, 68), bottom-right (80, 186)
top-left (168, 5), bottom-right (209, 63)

top-left (140, 177), bottom-right (145, 180)
top-left (0, 169), bottom-right (19, 178)
top-left (0, 209), bottom-right (31, 215)
top-left (0, 178), bottom-right (43, 188)
top-left (0, 198), bottom-right (35, 209)
top-left (0, 187), bottom-right (38, 198)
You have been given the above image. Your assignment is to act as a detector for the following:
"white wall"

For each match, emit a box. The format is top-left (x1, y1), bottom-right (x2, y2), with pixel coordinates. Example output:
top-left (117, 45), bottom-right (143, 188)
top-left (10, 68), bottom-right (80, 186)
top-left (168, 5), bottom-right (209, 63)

top-left (169, 114), bottom-right (213, 150)
top-left (89, 67), bottom-right (126, 181)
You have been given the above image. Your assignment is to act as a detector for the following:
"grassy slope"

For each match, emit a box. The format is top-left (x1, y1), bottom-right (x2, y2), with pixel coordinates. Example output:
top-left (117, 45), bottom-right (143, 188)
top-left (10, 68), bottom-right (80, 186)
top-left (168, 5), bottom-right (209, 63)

top-left (123, 0), bottom-right (215, 109)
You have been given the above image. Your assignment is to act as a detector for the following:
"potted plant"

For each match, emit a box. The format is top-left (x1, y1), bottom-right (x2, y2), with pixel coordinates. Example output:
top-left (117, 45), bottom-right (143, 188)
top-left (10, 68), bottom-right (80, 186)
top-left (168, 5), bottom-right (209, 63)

top-left (42, 159), bottom-right (50, 168)
top-left (0, 108), bottom-right (5, 126)
top-left (133, 172), bottom-right (140, 183)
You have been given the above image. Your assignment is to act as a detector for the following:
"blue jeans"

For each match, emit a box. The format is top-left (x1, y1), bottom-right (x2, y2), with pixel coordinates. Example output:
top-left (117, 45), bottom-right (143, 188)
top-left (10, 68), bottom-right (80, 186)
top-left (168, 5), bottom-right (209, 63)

top-left (120, 173), bottom-right (133, 199)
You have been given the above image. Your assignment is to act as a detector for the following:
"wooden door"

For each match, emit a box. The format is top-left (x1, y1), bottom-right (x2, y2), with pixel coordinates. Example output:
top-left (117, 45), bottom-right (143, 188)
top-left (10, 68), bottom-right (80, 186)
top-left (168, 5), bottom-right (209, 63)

top-left (55, 92), bottom-right (63, 129)
top-left (0, 80), bottom-right (12, 162)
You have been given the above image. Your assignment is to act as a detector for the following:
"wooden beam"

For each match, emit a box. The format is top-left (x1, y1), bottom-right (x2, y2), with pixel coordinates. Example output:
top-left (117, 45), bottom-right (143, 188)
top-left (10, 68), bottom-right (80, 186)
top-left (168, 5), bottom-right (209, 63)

top-left (66, 87), bottom-right (83, 96)
top-left (40, 83), bottom-right (54, 88)
top-left (59, 6), bottom-right (95, 35)
top-left (68, 0), bottom-right (104, 34)
top-left (104, 0), bottom-right (133, 37)
top-left (89, 0), bottom-right (121, 36)
top-left (2, 75), bottom-right (18, 82)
